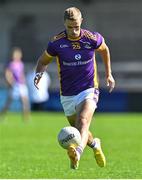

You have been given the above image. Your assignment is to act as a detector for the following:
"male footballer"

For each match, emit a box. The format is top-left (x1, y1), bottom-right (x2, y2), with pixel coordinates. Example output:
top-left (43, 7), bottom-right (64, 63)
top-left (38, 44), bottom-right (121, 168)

top-left (34, 7), bottom-right (115, 169)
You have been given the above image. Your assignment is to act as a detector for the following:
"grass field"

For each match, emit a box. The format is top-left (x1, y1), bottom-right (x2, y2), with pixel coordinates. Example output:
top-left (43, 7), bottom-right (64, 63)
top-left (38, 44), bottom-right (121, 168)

top-left (0, 112), bottom-right (142, 179)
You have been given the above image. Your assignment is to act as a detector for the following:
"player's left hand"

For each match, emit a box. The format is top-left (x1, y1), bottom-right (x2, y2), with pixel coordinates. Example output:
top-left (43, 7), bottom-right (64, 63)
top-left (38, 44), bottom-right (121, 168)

top-left (106, 74), bottom-right (115, 93)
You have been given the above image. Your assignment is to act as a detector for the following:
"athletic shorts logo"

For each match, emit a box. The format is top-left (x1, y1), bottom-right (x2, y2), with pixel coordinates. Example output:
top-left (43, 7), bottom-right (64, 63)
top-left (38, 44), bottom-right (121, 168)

top-left (75, 54), bottom-right (81, 60)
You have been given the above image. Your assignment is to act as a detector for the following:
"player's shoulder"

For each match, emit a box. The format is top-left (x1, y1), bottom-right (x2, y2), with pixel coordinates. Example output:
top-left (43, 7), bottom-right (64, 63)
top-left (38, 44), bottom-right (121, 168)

top-left (82, 29), bottom-right (101, 41)
top-left (50, 31), bottom-right (66, 43)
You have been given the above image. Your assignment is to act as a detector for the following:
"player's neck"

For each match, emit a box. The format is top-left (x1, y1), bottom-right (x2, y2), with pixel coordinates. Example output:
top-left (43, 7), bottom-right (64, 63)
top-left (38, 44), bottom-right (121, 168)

top-left (66, 29), bottom-right (82, 41)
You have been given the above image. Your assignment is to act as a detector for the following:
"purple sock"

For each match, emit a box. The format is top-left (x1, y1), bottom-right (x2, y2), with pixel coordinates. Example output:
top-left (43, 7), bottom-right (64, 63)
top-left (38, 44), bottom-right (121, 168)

top-left (76, 146), bottom-right (83, 155)
top-left (89, 140), bottom-right (96, 148)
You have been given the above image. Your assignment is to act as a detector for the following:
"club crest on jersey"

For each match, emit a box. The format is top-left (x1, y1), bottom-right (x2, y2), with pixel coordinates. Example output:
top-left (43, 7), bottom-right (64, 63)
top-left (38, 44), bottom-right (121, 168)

top-left (80, 41), bottom-right (91, 49)
top-left (84, 43), bottom-right (91, 49)
top-left (75, 54), bottom-right (81, 60)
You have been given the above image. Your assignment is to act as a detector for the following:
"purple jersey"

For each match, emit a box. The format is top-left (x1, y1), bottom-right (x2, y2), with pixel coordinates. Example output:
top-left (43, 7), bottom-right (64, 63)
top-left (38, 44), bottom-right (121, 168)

top-left (46, 29), bottom-right (103, 96)
top-left (8, 60), bottom-right (25, 84)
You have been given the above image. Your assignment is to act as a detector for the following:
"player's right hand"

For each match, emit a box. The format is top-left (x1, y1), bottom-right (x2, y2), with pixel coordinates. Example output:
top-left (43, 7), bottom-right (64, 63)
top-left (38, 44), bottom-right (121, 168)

top-left (106, 74), bottom-right (115, 93)
top-left (34, 72), bottom-right (43, 89)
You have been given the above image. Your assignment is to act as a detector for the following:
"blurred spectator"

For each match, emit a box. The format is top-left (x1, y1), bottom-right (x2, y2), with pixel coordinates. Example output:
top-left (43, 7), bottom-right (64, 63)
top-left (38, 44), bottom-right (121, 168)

top-left (0, 47), bottom-right (30, 121)
top-left (27, 69), bottom-right (51, 111)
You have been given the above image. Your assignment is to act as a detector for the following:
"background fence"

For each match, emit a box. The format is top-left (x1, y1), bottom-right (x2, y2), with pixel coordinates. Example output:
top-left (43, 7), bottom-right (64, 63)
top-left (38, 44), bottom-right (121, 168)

top-left (0, 0), bottom-right (142, 112)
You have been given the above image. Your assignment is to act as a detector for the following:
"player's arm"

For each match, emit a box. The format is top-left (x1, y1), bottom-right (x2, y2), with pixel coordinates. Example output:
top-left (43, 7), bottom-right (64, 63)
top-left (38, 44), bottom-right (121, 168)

top-left (96, 40), bottom-right (115, 93)
top-left (5, 68), bottom-right (14, 87)
top-left (34, 50), bottom-right (53, 89)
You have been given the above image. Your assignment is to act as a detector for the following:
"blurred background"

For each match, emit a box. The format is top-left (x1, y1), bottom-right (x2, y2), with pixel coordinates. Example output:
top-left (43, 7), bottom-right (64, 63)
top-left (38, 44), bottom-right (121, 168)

top-left (0, 0), bottom-right (142, 113)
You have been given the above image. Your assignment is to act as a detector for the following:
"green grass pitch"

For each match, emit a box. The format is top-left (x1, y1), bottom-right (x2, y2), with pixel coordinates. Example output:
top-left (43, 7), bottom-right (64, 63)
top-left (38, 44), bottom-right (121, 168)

top-left (0, 112), bottom-right (142, 179)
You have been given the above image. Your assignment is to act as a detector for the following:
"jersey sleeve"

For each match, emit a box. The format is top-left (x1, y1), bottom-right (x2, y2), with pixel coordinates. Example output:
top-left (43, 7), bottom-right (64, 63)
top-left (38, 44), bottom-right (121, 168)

top-left (46, 41), bottom-right (57, 57)
top-left (92, 32), bottom-right (103, 49)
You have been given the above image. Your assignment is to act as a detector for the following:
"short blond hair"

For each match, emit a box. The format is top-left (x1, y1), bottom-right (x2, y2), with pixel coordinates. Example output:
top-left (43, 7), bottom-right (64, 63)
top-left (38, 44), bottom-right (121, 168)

top-left (11, 47), bottom-right (22, 56)
top-left (64, 7), bottom-right (82, 21)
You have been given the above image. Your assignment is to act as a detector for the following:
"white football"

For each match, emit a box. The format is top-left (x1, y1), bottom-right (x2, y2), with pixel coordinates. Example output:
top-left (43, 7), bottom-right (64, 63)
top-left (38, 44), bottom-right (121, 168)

top-left (58, 126), bottom-right (81, 149)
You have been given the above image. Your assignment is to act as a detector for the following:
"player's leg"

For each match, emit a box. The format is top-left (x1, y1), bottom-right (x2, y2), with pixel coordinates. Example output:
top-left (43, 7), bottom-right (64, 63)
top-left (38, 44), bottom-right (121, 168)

top-left (67, 114), bottom-right (106, 167)
top-left (20, 95), bottom-right (30, 121)
top-left (61, 93), bottom-right (105, 169)
top-left (67, 115), bottom-right (95, 146)
top-left (66, 114), bottom-right (83, 169)
top-left (66, 114), bottom-right (81, 169)
top-left (66, 99), bottom-right (94, 169)
top-left (67, 113), bottom-right (101, 168)
top-left (0, 93), bottom-right (12, 118)
top-left (19, 84), bottom-right (30, 121)
top-left (67, 114), bottom-right (76, 126)
top-left (76, 99), bottom-right (106, 167)
top-left (60, 95), bottom-right (80, 169)
top-left (76, 99), bottom-right (95, 149)
top-left (74, 88), bottom-right (99, 149)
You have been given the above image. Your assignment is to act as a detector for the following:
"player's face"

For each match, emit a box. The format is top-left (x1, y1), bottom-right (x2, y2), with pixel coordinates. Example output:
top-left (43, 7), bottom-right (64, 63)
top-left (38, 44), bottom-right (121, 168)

top-left (12, 50), bottom-right (22, 61)
top-left (64, 18), bottom-right (83, 39)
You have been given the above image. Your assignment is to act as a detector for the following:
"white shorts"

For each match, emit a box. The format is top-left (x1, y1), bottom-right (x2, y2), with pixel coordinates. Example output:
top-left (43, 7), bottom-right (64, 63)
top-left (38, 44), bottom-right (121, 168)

top-left (60, 88), bottom-right (99, 116)
top-left (10, 83), bottom-right (29, 100)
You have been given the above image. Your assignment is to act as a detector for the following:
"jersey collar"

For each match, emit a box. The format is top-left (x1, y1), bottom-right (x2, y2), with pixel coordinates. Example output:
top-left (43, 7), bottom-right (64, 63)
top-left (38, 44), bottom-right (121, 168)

top-left (65, 29), bottom-right (82, 41)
